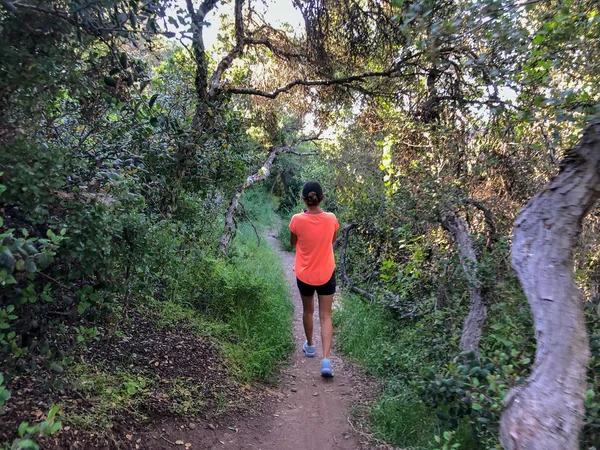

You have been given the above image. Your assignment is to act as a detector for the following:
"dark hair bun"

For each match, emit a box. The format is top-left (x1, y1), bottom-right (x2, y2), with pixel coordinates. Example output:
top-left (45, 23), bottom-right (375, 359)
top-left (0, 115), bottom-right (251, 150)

top-left (302, 181), bottom-right (324, 206)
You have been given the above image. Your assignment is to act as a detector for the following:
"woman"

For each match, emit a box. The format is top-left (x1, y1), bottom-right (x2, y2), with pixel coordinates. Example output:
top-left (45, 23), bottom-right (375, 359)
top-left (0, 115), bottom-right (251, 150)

top-left (289, 181), bottom-right (339, 377)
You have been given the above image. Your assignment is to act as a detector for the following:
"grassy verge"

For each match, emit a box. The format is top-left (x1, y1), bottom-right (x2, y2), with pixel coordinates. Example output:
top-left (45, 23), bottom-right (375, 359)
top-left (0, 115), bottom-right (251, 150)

top-left (333, 294), bottom-right (475, 449)
top-left (277, 209), bottom-right (295, 252)
top-left (148, 188), bottom-right (294, 382)
top-left (63, 189), bottom-right (293, 434)
top-left (221, 189), bottom-right (294, 381)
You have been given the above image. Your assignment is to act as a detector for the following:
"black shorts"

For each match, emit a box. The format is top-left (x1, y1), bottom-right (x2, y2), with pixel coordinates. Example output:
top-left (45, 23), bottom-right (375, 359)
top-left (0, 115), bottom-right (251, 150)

top-left (296, 272), bottom-right (336, 297)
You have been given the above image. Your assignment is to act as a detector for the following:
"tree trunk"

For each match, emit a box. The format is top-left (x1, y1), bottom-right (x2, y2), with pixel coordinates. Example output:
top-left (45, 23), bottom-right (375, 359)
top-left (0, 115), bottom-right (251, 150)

top-left (219, 139), bottom-right (318, 253)
top-left (499, 118), bottom-right (600, 450)
top-left (440, 205), bottom-right (488, 355)
top-left (219, 148), bottom-right (279, 253)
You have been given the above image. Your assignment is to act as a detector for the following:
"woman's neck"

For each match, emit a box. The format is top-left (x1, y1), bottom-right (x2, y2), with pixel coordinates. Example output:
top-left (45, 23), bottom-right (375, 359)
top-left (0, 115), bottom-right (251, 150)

top-left (305, 205), bottom-right (322, 214)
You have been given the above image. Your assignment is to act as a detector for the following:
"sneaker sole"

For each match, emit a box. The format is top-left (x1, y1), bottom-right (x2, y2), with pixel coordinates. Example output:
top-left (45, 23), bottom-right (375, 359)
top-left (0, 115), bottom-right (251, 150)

top-left (303, 349), bottom-right (316, 358)
top-left (321, 369), bottom-right (334, 377)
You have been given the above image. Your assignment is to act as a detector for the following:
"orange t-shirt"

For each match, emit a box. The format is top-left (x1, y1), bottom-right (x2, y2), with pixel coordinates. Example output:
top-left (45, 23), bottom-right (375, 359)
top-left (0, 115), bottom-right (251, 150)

top-left (289, 212), bottom-right (340, 285)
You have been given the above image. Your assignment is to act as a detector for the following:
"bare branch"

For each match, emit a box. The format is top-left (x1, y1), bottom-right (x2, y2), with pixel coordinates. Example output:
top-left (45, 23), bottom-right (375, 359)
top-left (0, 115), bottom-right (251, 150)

top-left (539, 124), bottom-right (560, 169)
top-left (198, 0), bottom-right (220, 18)
top-left (244, 37), bottom-right (307, 60)
top-left (440, 204), bottom-right (488, 355)
top-left (208, 0), bottom-right (245, 98)
top-left (287, 150), bottom-right (318, 156)
top-left (219, 136), bottom-right (320, 252)
top-left (225, 68), bottom-right (404, 99)
top-left (462, 198), bottom-right (497, 245)
top-left (0, 0), bottom-right (18, 13)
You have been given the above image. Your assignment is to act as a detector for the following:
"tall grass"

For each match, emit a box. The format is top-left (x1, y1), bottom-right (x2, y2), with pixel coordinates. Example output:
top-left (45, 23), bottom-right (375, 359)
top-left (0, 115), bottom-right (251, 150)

top-left (333, 294), bottom-right (475, 449)
top-left (216, 189), bottom-right (294, 382)
top-left (146, 189), bottom-right (294, 383)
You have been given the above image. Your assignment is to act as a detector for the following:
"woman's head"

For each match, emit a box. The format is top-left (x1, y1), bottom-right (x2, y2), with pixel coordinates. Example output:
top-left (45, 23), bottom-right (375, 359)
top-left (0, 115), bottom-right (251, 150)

top-left (301, 181), bottom-right (324, 206)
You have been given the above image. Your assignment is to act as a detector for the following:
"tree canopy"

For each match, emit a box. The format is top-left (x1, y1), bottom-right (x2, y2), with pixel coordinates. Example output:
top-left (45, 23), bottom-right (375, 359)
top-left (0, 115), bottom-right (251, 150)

top-left (2, 0), bottom-right (600, 448)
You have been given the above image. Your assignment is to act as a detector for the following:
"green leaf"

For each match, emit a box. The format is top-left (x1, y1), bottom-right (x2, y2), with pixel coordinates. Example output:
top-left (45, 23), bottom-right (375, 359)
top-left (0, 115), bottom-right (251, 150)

top-left (532, 34), bottom-right (545, 45)
top-left (148, 94), bottom-right (158, 109)
top-left (18, 421), bottom-right (30, 437)
top-left (46, 420), bottom-right (61, 435)
top-left (24, 258), bottom-right (37, 273)
top-left (47, 405), bottom-right (60, 421)
top-left (471, 402), bottom-right (482, 411)
top-left (119, 52), bottom-right (128, 69)
top-left (15, 438), bottom-right (39, 449)
top-left (104, 76), bottom-right (117, 87)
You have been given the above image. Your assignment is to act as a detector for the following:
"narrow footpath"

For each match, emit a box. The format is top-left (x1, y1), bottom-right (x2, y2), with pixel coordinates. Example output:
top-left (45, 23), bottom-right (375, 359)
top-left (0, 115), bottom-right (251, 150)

top-left (143, 233), bottom-right (370, 449)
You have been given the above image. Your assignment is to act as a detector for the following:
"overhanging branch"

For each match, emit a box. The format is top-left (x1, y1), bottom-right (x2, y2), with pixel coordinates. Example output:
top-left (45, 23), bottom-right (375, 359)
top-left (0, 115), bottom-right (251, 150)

top-left (219, 137), bottom-right (320, 252)
top-left (225, 68), bottom-right (406, 99)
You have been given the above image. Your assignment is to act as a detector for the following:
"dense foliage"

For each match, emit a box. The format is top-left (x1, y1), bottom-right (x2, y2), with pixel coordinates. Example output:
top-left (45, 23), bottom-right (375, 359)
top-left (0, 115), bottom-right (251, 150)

top-left (2, 0), bottom-right (600, 447)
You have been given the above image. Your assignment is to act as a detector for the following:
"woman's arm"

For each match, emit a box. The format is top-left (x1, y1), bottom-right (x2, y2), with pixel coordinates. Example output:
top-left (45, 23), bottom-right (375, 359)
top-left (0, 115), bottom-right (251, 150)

top-left (290, 232), bottom-right (298, 247)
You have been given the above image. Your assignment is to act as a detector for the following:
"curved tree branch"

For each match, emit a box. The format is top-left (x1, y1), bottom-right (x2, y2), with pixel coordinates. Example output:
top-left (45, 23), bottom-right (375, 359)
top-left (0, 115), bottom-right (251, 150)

top-left (441, 204), bottom-right (488, 355)
top-left (219, 137), bottom-right (320, 253)
top-left (225, 68), bottom-right (412, 99)
top-left (462, 198), bottom-right (497, 246)
top-left (499, 117), bottom-right (600, 449)
top-left (208, 0), bottom-right (245, 99)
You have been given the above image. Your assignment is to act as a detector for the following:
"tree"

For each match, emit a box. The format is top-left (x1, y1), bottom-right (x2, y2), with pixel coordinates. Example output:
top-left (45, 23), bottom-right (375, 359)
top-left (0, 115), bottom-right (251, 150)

top-left (499, 117), bottom-right (600, 449)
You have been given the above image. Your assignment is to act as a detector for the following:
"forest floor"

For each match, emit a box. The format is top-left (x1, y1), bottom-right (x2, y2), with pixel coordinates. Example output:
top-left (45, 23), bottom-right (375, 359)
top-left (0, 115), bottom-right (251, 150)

top-left (1, 230), bottom-right (379, 450)
top-left (135, 233), bottom-right (378, 450)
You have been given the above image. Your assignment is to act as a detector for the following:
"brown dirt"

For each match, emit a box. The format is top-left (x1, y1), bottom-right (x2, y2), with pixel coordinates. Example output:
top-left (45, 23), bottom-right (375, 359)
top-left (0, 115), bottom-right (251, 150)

top-left (135, 233), bottom-right (375, 450)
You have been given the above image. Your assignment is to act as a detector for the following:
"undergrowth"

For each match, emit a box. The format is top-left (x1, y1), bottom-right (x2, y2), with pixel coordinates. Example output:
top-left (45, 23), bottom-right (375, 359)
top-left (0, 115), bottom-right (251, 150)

top-left (55, 189), bottom-right (293, 440)
top-left (333, 294), bottom-right (476, 449)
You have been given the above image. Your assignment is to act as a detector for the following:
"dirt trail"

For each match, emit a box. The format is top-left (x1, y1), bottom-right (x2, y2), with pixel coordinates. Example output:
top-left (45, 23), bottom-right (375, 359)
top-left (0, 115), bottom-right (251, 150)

top-left (143, 233), bottom-right (367, 450)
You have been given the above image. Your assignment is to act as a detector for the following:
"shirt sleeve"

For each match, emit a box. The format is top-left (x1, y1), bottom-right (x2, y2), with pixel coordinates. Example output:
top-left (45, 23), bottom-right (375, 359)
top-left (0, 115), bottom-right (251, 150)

top-left (333, 215), bottom-right (340, 232)
top-left (289, 215), bottom-right (297, 234)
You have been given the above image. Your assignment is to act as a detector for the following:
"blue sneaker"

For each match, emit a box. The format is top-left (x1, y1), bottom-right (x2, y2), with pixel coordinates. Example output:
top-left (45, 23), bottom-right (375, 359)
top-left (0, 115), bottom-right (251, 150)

top-left (302, 341), bottom-right (316, 357)
top-left (321, 358), bottom-right (334, 377)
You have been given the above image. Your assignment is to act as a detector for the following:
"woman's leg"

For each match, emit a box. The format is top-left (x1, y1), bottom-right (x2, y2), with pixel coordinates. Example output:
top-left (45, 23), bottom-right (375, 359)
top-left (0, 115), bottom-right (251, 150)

top-left (317, 294), bottom-right (334, 359)
top-left (301, 294), bottom-right (315, 346)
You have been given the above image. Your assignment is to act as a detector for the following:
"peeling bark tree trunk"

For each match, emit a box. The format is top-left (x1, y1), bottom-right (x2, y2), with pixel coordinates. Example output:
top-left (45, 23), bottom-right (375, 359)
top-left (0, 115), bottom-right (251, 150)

top-left (441, 205), bottom-right (488, 355)
top-left (219, 148), bottom-right (279, 253)
top-left (499, 119), bottom-right (600, 450)
top-left (218, 141), bottom-right (318, 253)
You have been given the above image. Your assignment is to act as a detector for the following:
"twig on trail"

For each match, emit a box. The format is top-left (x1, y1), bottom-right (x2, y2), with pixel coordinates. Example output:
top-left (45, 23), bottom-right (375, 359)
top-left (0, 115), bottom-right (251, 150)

top-left (239, 201), bottom-right (261, 246)
top-left (347, 416), bottom-right (395, 450)
top-left (160, 435), bottom-right (178, 446)
top-left (109, 434), bottom-right (121, 450)
top-left (38, 271), bottom-right (75, 293)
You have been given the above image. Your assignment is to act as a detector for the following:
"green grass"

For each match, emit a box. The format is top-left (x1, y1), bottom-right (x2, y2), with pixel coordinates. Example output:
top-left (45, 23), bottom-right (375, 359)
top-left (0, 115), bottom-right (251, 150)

top-left (222, 219), bottom-right (294, 381)
top-left (148, 188), bottom-right (294, 383)
top-left (333, 294), bottom-right (476, 449)
top-left (215, 189), bottom-right (294, 382)
top-left (65, 364), bottom-right (156, 429)
top-left (64, 189), bottom-right (293, 437)
top-left (277, 209), bottom-right (295, 252)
